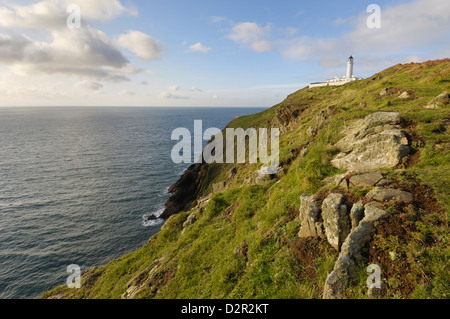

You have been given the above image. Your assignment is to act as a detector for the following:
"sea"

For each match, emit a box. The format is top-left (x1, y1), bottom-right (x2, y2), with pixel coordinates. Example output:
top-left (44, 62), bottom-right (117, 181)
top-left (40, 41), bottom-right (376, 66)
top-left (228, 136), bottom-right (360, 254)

top-left (0, 106), bottom-right (266, 299)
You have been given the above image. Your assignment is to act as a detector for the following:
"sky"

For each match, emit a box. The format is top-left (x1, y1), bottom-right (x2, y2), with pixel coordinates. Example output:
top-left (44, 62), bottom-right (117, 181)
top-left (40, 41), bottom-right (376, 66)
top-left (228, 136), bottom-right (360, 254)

top-left (0, 0), bottom-right (449, 107)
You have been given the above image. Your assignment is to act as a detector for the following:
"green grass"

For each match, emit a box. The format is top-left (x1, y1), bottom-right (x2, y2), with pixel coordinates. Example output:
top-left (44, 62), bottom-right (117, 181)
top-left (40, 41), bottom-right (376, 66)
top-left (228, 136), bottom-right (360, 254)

top-left (43, 59), bottom-right (450, 300)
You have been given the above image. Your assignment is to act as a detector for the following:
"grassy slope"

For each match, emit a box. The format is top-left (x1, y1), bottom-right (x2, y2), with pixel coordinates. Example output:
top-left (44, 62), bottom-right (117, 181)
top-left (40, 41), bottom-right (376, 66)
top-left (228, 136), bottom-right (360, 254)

top-left (44, 59), bottom-right (449, 299)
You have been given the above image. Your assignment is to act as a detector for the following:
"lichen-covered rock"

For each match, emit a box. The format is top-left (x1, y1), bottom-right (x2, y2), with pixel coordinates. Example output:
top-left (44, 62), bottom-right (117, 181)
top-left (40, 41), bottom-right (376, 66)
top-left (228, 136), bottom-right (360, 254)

top-left (342, 112), bottom-right (402, 135)
top-left (341, 202), bottom-right (389, 260)
top-left (350, 201), bottom-right (365, 230)
top-left (323, 202), bottom-right (389, 299)
top-left (323, 255), bottom-right (355, 299)
top-left (183, 212), bottom-right (197, 228)
top-left (331, 112), bottom-right (410, 171)
top-left (321, 193), bottom-right (351, 251)
top-left (298, 194), bottom-right (323, 238)
top-left (323, 173), bottom-right (349, 188)
top-left (350, 171), bottom-right (384, 188)
top-left (122, 259), bottom-right (164, 299)
top-left (424, 91), bottom-right (450, 109)
top-left (398, 91), bottom-right (412, 99)
top-left (366, 187), bottom-right (413, 202)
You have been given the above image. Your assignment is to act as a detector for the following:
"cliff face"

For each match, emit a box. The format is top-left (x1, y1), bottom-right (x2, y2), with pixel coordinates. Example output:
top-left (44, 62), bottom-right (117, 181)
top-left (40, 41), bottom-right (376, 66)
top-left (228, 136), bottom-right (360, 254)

top-left (159, 163), bottom-right (205, 219)
top-left (44, 59), bottom-right (449, 300)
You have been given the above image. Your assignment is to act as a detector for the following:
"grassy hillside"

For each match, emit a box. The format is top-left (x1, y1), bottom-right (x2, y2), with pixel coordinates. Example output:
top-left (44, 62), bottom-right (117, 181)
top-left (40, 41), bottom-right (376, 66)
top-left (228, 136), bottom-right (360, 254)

top-left (44, 59), bottom-right (449, 299)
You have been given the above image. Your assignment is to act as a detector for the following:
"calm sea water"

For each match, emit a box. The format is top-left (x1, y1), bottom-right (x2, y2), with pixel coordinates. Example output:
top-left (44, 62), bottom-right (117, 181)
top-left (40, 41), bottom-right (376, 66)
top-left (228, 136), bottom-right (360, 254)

top-left (0, 106), bottom-right (265, 299)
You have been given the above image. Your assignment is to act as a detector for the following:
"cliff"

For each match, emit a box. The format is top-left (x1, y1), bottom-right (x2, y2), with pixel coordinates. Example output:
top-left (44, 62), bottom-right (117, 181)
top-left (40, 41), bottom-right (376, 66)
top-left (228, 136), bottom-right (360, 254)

top-left (44, 59), bottom-right (449, 299)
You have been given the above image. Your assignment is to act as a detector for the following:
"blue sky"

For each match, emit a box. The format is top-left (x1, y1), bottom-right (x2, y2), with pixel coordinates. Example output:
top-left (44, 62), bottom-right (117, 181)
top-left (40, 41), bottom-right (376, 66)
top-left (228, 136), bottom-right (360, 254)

top-left (0, 0), bottom-right (449, 107)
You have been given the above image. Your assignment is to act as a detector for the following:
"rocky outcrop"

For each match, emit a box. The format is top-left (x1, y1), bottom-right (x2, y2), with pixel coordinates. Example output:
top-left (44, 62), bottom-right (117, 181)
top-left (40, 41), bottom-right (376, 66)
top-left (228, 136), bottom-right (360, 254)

top-left (273, 105), bottom-right (302, 133)
top-left (298, 181), bottom-right (411, 298)
top-left (122, 258), bottom-right (165, 299)
top-left (349, 171), bottom-right (383, 188)
top-left (331, 112), bottom-right (410, 171)
top-left (160, 163), bottom-right (205, 219)
top-left (298, 194), bottom-right (324, 239)
top-left (350, 201), bottom-right (365, 230)
top-left (252, 166), bottom-right (277, 185)
top-left (366, 187), bottom-right (413, 202)
top-left (398, 91), bottom-right (411, 99)
top-left (323, 202), bottom-right (390, 299)
top-left (321, 194), bottom-right (351, 251)
top-left (183, 212), bottom-right (197, 228)
top-left (379, 87), bottom-right (402, 97)
top-left (424, 91), bottom-right (450, 109)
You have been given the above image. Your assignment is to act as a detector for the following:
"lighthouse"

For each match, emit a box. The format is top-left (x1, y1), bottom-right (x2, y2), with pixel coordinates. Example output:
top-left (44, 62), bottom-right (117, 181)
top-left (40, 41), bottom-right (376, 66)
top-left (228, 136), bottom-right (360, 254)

top-left (308, 56), bottom-right (362, 88)
top-left (346, 56), bottom-right (354, 79)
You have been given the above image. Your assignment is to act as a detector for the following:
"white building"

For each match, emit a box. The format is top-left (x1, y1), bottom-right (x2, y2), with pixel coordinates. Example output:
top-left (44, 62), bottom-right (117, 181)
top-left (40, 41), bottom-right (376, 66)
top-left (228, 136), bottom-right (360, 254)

top-left (309, 56), bottom-right (363, 88)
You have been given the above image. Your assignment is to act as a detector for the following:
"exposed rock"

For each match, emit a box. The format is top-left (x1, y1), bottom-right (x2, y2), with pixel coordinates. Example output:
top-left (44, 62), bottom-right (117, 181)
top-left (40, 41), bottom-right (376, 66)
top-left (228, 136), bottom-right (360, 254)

top-left (212, 181), bottom-right (227, 193)
top-left (379, 88), bottom-right (388, 97)
top-left (376, 179), bottom-right (392, 186)
top-left (322, 255), bottom-right (355, 299)
top-left (227, 167), bottom-right (238, 179)
top-left (340, 202), bottom-right (389, 260)
top-left (273, 104), bottom-right (303, 133)
top-left (122, 259), bottom-right (164, 299)
top-left (321, 193), bottom-right (351, 251)
top-left (424, 91), bottom-right (450, 109)
top-left (316, 106), bottom-right (334, 128)
top-left (341, 112), bottom-right (402, 136)
top-left (379, 87), bottom-right (402, 97)
top-left (323, 202), bottom-right (390, 299)
top-left (161, 163), bottom-right (204, 219)
top-left (276, 166), bottom-right (286, 179)
top-left (298, 194), bottom-right (324, 239)
top-left (182, 212), bottom-right (197, 228)
top-left (252, 167), bottom-right (275, 185)
top-left (398, 91), bottom-right (411, 99)
top-left (366, 187), bottom-right (413, 202)
top-left (331, 112), bottom-right (410, 171)
top-left (350, 201), bottom-right (365, 230)
top-left (349, 171), bottom-right (383, 188)
top-left (323, 173), bottom-right (349, 188)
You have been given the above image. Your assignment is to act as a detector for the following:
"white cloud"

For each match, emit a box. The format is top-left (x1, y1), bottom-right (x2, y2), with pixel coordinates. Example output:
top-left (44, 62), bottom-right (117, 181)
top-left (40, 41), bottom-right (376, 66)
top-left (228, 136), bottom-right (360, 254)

top-left (0, 1), bottom-right (66, 29)
top-left (227, 22), bottom-right (273, 52)
top-left (167, 85), bottom-right (180, 91)
top-left (283, 0), bottom-right (450, 61)
top-left (119, 90), bottom-right (136, 96)
top-left (75, 80), bottom-right (103, 91)
top-left (159, 91), bottom-right (189, 100)
top-left (188, 42), bottom-right (212, 53)
top-left (0, 26), bottom-right (138, 84)
top-left (189, 87), bottom-right (202, 92)
top-left (117, 30), bottom-right (165, 60)
top-left (65, 0), bottom-right (137, 21)
top-left (0, 1), bottom-right (147, 84)
top-left (250, 40), bottom-right (273, 53)
top-left (0, 0), bottom-right (137, 30)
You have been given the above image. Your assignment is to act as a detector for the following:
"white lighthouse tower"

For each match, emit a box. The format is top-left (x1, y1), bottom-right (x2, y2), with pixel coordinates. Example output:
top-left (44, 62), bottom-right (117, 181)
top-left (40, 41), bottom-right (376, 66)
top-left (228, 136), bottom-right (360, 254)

top-left (308, 55), bottom-right (362, 88)
top-left (346, 56), bottom-right (354, 80)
